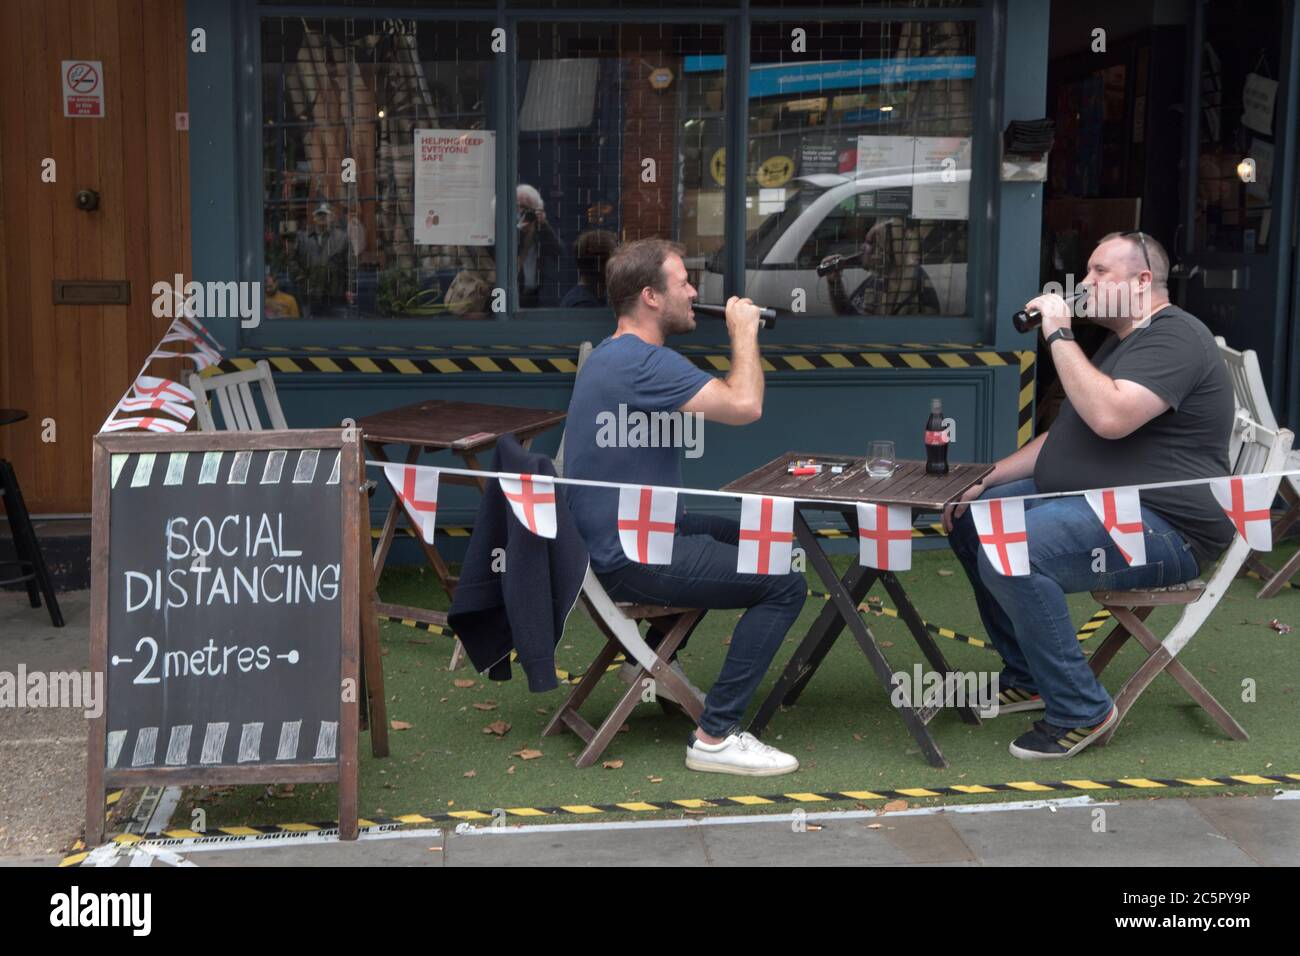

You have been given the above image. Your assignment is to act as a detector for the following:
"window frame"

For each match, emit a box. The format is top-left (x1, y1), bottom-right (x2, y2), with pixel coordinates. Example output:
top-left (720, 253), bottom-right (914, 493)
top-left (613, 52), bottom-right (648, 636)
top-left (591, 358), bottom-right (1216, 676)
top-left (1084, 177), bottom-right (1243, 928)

top-left (237, 2), bottom-right (996, 349)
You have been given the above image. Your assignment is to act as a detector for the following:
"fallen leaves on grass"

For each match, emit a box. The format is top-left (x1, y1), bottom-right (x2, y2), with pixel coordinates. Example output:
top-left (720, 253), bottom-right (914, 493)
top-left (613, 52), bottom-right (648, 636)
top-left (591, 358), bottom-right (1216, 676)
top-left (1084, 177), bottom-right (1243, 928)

top-left (483, 720), bottom-right (511, 736)
top-left (512, 748), bottom-right (543, 760)
top-left (462, 770), bottom-right (477, 778)
top-left (878, 799), bottom-right (909, 814)
top-left (472, 701), bottom-right (498, 711)
top-left (390, 720), bottom-right (413, 731)
top-left (602, 760), bottom-right (624, 770)
top-left (936, 569), bottom-right (954, 577)
top-left (453, 679), bottom-right (477, 689)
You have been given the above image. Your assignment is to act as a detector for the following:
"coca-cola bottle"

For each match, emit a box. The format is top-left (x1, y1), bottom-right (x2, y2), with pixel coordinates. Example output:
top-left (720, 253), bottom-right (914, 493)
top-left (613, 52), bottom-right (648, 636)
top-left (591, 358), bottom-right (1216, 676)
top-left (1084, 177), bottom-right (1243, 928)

top-left (925, 398), bottom-right (949, 475)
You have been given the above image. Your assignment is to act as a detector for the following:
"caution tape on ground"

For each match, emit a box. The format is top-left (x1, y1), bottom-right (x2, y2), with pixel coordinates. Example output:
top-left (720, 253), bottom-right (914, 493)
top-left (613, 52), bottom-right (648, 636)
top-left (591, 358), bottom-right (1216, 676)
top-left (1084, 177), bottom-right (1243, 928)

top-left (60, 772), bottom-right (1300, 863)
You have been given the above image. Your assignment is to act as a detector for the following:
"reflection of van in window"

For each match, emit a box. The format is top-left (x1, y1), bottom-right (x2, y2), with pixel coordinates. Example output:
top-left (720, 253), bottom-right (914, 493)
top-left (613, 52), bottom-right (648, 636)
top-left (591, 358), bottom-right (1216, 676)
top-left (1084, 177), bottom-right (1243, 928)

top-left (699, 168), bottom-right (970, 316)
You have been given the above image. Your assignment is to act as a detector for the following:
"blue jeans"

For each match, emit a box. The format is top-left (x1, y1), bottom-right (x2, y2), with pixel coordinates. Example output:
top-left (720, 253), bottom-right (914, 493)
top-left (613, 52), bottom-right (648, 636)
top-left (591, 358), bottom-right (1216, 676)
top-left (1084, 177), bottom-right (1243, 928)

top-left (597, 512), bottom-right (807, 739)
top-left (948, 478), bottom-right (1200, 727)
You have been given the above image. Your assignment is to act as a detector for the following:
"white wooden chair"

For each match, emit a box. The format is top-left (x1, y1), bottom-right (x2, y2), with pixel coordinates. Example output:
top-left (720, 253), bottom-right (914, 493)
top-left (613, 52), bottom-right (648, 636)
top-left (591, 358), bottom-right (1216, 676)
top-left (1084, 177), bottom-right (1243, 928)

top-left (1214, 336), bottom-right (1300, 596)
top-left (541, 341), bottom-right (707, 767)
top-left (1087, 415), bottom-right (1294, 744)
top-left (186, 360), bottom-right (288, 432)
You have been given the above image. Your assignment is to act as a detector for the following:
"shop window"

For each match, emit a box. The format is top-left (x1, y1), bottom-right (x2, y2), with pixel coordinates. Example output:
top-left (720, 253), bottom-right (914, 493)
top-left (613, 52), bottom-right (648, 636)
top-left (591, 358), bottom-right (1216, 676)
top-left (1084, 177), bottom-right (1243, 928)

top-left (514, 22), bottom-right (728, 312)
top-left (739, 18), bottom-right (975, 317)
top-left (261, 17), bottom-right (496, 321)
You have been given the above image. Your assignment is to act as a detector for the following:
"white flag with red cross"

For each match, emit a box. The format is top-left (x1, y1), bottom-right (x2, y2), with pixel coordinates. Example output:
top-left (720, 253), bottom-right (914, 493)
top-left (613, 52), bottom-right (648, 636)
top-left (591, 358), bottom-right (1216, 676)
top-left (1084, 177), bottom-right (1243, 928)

top-left (970, 497), bottom-right (1030, 576)
top-left (100, 416), bottom-right (188, 434)
top-left (132, 376), bottom-right (196, 404)
top-left (738, 495), bottom-right (795, 575)
top-left (113, 395), bottom-right (196, 424)
top-left (148, 347), bottom-right (218, 371)
top-left (1084, 487), bottom-right (1147, 566)
top-left (856, 502), bottom-right (913, 571)
top-left (383, 464), bottom-right (440, 545)
top-left (617, 485), bottom-right (677, 564)
top-left (1210, 475), bottom-right (1275, 551)
top-left (500, 473), bottom-right (558, 538)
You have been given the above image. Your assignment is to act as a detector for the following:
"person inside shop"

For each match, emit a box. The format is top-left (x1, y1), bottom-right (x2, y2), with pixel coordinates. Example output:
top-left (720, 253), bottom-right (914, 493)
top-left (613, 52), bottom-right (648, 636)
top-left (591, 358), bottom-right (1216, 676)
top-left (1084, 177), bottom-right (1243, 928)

top-left (560, 229), bottom-right (618, 309)
top-left (564, 238), bottom-right (807, 778)
top-left (517, 183), bottom-right (565, 308)
top-left (289, 202), bottom-right (351, 317)
top-left (819, 217), bottom-right (941, 315)
top-left (942, 232), bottom-right (1235, 760)
top-left (263, 269), bottom-right (300, 319)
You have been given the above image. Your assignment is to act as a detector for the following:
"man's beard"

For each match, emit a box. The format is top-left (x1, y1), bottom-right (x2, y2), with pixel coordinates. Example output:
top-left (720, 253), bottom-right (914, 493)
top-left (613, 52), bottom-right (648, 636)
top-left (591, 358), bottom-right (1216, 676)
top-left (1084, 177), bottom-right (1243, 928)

top-left (660, 301), bottom-right (695, 336)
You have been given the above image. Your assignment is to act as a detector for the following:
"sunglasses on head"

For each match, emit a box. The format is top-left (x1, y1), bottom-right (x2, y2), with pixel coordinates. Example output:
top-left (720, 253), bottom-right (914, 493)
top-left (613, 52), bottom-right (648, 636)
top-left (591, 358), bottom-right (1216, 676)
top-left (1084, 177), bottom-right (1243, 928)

top-left (1122, 230), bottom-right (1153, 273)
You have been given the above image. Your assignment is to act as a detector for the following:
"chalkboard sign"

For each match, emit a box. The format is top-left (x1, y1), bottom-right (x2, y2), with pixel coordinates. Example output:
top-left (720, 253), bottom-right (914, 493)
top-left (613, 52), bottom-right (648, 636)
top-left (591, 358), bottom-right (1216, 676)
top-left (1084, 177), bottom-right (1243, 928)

top-left (87, 429), bottom-right (365, 843)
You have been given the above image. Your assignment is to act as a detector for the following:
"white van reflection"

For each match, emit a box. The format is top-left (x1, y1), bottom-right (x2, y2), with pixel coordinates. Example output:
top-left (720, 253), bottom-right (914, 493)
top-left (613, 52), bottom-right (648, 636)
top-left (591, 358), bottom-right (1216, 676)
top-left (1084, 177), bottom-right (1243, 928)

top-left (698, 168), bottom-right (970, 316)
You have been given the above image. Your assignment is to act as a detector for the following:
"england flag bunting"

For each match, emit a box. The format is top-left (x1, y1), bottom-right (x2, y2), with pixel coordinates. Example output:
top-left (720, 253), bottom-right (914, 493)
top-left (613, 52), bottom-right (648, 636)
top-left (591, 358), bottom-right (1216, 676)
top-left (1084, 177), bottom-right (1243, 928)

top-left (113, 396), bottom-right (196, 424)
top-left (617, 485), bottom-right (677, 564)
top-left (738, 495), bottom-right (795, 575)
top-left (100, 416), bottom-right (188, 434)
top-left (1209, 475), bottom-right (1275, 551)
top-left (970, 497), bottom-right (1030, 576)
top-left (501, 473), bottom-right (558, 538)
top-left (383, 464), bottom-right (440, 544)
top-left (148, 347), bottom-right (218, 371)
top-left (856, 502), bottom-right (912, 571)
top-left (1084, 487), bottom-right (1147, 566)
top-left (132, 376), bottom-right (196, 404)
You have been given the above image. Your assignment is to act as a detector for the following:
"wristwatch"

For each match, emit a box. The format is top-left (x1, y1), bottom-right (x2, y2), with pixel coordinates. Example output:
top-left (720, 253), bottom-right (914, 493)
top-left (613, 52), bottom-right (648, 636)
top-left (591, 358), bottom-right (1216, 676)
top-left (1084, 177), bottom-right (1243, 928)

top-left (1045, 327), bottom-right (1075, 347)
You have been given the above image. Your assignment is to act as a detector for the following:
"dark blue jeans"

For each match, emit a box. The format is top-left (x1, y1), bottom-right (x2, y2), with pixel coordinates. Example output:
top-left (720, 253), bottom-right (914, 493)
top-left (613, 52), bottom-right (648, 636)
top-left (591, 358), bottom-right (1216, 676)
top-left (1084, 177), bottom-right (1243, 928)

top-left (597, 512), bottom-right (807, 739)
top-left (948, 478), bottom-right (1200, 727)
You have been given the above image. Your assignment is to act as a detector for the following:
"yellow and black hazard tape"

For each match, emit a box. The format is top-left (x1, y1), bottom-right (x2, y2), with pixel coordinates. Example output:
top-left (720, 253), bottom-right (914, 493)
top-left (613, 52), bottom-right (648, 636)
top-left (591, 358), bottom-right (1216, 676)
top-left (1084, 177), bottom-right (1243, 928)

top-left (379, 614), bottom-right (621, 686)
top-left (214, 348), bottom-right (1035, 379)
top-left (1244, 568), bottom-right (1299, 592)
top-left (60, 771), bottom-right (1300, 863)
top-left (809, 592), bottom-right (1111, 652)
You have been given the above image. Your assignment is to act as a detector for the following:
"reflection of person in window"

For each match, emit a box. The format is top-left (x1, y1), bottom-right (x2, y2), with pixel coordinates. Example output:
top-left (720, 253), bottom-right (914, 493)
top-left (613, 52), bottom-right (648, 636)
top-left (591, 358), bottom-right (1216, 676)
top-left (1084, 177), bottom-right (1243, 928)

top-left (820, 218), bottom-right (940, 315)
top-left (263, 271), bottom-right (300, 319)
top-left (517, 184), bottom-right (564, 308)
top-left (289, 202), bottom-right (350, 316)
top-left (560, 229), bottom-right (618, 309)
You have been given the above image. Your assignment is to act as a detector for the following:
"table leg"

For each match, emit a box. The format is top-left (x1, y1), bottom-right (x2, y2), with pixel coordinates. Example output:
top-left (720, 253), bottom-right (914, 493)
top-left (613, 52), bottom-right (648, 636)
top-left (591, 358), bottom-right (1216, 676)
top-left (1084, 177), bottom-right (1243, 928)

top-left (747, 513), bottom-right (878, 737)
top-left (369, 443), bottom-right (408, 578)
top-left (794, 510), bottom-right (949, 767)
top-left (878, 572), bottom-right (982, 727)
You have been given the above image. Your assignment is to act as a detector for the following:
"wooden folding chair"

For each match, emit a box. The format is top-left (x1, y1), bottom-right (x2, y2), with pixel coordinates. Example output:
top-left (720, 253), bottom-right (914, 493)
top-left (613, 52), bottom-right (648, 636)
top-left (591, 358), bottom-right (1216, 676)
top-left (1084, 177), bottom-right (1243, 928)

top-left (541, 341), bottom-right (708, 767)
top-left (1086, 416), bottom-right (1294, 744)
top-left (187, 360), bottom-right (288, 431)
top-left (543, 569), bottom-right (706, 767)
top-left (1214, 336), bottom-right (1300, 597)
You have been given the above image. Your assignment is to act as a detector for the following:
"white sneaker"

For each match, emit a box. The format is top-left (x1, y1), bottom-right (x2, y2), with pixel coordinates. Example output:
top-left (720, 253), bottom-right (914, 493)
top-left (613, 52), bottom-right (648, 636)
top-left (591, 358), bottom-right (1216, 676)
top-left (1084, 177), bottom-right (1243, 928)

top-left (685, 731), bottom-right (800, 777)
top-left (618, 660), bottom-right (703, 706)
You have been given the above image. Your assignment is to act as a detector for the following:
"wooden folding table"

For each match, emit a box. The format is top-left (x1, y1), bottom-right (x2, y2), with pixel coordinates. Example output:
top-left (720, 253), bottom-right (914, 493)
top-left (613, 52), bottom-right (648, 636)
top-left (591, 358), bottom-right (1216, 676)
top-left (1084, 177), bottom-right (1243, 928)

top-left (722, 451), bottom-right (993, 767)
top-left (359, 400), bottom-right (566, 667)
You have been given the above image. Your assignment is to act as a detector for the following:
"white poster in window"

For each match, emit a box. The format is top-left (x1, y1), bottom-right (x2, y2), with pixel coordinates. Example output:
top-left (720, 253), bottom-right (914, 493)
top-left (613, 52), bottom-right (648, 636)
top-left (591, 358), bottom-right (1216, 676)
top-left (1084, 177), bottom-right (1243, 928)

top-left (413, 129), bottom-right (495, 246)
top-left (855, 135), bottom-right (914, 213)
top-left (911, 137), bottom-right (971, 221)
top-left (1242, 72), bottom-right (1277, 136)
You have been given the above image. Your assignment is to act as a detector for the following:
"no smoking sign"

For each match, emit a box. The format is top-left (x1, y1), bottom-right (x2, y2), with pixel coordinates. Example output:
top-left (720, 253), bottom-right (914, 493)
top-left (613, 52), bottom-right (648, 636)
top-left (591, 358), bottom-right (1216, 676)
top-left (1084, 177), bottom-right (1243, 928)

top-left (62, 59), bottom-right (105, 118)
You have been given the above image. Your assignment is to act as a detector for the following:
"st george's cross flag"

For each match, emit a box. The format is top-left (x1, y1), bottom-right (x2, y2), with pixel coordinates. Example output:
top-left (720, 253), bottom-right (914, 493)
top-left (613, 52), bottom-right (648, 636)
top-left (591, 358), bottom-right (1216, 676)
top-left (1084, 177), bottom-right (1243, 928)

top-left (856, 502), bottom-right (913, 571)
top-left (970, 497), bottom-right (1030, 576)
top-left (738, 495), bottom-right (795, 575)
top-left (1084, 487), bottom-right (1147, 566)
top-left (100, 416), bottom-right (188, 434)
top-left (500, 473), bottom-right (558, 538)
top-left (132, 376), bottom-right (196, 404)
top-left (1209, 475), bottom-right (1275, 551)
top-left (617, 485), bottom-right (677, 564)
top-left (113, 395), bottom-right (196, 424)
top-left (383, 464), bottom-right (440, 545)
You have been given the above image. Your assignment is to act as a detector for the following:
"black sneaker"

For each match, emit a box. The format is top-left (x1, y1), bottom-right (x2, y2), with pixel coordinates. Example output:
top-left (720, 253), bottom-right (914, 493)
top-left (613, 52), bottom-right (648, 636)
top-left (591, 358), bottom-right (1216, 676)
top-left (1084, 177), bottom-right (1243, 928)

top-left (1008, 705), bottom-right (1119, 760)
top-left (978, 686), bottom-right (1044, 718)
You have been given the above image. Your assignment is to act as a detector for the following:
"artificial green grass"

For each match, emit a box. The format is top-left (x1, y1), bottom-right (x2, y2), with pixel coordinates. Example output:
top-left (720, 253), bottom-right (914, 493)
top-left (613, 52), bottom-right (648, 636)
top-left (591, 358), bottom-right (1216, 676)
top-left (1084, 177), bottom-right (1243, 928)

top-left (177, 541), bottom-right (1300, 828)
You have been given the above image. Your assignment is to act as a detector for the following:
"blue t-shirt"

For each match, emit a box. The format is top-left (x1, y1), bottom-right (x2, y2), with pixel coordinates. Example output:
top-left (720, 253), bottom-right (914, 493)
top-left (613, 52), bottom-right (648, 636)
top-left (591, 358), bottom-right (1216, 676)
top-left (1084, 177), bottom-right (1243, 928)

top-left (564, 335), bottom-right (714, 572)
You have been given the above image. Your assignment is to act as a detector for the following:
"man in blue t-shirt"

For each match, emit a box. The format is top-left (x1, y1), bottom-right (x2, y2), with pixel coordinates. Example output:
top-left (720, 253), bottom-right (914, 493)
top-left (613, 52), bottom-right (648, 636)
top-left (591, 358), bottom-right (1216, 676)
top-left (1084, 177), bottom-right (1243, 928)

top-left (564, 238), bottom-right (805, 777)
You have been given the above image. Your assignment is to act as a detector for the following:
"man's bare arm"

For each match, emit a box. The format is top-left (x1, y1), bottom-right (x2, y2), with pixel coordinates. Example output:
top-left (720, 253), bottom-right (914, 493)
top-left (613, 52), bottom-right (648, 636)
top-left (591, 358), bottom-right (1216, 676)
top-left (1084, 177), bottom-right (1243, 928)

top-left (681, 297), bottom-right (764, 425)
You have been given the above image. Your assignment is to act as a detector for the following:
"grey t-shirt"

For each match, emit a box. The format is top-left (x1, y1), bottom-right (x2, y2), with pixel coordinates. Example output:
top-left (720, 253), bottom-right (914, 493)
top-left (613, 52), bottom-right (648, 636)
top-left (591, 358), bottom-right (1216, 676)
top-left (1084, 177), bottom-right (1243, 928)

top-left (1034, 305), bottom-right (1235, 570)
